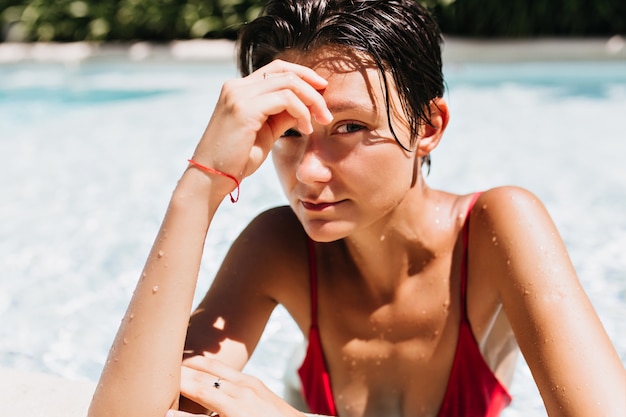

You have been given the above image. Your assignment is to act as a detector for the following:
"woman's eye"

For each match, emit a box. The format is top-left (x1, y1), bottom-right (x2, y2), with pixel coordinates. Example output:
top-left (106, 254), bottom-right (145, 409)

top-left (336, 123), bottom-right (365, 134)
top-left (281, 128), bottom-right (302, 138)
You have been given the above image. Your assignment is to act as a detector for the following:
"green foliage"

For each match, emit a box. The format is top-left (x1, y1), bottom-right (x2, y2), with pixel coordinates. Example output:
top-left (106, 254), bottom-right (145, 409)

top-left (0, 0), bottom-right (265, 41)
top-left (1, 0), bottom-right (624, 42)
top-left (432, 0), bottom-right (626, 37)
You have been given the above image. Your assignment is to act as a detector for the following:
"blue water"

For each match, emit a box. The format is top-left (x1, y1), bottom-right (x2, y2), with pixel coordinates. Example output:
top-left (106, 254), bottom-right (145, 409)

top-left (1, 59), bottom-right (625, 416)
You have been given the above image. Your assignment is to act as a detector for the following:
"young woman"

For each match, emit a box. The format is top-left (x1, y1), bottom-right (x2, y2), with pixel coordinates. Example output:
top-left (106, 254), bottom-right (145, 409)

top-left (88, 1), bottom-right (625, 416)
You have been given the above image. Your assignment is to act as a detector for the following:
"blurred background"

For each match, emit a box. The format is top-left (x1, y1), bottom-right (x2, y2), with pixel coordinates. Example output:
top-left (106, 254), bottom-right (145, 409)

top-left (1, 0), bottom-right (625, 42)
top-left (0, 1), bottom-right (625, 416)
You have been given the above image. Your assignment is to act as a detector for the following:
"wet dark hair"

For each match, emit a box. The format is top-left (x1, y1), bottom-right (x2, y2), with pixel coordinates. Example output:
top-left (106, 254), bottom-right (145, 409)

top-left (237, 0), bottom-right (444, 152)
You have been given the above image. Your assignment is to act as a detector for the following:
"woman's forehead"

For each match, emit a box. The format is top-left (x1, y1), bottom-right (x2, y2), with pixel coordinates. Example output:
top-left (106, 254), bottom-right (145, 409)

top-left (278, 45), bottom-right (377, 73)
top-left (278, 46), bottom-right (406, 127)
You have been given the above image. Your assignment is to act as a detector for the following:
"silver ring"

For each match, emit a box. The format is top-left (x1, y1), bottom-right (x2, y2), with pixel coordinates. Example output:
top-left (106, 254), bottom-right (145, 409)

top-left (213, 377), bottom-right (222, 389)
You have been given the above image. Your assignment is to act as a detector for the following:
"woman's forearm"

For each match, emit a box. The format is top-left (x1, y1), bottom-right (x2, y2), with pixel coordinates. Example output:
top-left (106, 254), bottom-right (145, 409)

top-left (89, 169), bottom-right (224, 417)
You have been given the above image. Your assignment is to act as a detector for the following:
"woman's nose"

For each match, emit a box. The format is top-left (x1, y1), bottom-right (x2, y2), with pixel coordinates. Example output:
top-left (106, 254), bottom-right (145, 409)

top-left (295, 145), bottom-right (332, 185)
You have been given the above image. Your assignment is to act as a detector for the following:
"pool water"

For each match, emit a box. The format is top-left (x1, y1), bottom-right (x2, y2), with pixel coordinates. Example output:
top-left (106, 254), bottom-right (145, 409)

top-left (1, 59), bottom-right (625, 416)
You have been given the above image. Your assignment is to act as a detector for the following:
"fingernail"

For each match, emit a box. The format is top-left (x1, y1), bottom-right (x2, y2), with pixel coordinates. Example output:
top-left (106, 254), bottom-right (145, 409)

top-left (314, 109), bottom-right (333, 125)
top-left (323, 108), bottom-right (334, 123)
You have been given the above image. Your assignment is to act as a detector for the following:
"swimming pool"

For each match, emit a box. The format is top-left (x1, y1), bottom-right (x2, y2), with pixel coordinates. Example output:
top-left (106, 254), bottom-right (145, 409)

top-left (1, 57), bottom-right (625, 416)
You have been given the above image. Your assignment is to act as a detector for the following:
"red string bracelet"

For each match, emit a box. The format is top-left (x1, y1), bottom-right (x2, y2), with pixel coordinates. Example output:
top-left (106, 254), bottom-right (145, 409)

top-left (187, 159), bottom-right (240, 203)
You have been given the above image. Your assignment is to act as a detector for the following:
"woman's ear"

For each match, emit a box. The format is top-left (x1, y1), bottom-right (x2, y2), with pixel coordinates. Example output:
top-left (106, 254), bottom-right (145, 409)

top-left (416, 97), bottom-right (449, 157)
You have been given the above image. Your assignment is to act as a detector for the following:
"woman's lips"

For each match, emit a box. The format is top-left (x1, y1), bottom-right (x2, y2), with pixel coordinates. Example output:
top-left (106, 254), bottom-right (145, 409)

top-left (301, 200), bottom-right (339, 211)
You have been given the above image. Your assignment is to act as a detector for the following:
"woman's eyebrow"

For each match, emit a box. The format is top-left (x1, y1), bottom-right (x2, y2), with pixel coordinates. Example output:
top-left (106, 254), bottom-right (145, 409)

top-left (325, 98), bottom-right (377, 115)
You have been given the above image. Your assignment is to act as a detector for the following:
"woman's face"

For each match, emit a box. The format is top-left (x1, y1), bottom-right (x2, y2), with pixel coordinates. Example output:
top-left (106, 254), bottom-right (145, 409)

top-left (272, 49), bottom-right (419, 242)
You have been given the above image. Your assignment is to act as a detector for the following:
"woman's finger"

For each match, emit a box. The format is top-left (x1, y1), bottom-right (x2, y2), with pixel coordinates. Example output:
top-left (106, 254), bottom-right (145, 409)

top-left (250, 62), bottom-right (333, 126)
top-left (179, 365), bottom-right (233, 416)
top-left (262, 75), bottom-right (333, 127)
top-left (257, 59), bottom-right (328, 90)
top-left (180, 359), bottom-right (303, 417)
top-left (182, 356), bottom-right (246, 385)
top-left (261, 88), bottom-right (317, 134)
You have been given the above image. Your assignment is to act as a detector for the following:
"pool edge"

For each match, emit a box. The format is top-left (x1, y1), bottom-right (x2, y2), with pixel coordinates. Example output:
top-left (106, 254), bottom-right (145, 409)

top-left (0, 36), bottom-right (625, 65)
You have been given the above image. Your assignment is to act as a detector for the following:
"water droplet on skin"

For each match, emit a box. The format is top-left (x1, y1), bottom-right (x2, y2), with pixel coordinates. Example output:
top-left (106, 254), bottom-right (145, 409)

top-left (482, 204), bottom-right (488, 210)
top-left (523, 289), bottom-right (530, 296)
top-left (141, 272), bottom-right (147, 281)
top-left (129, 313), bottom-right (135, 321)
top-left (157, 250), bottom-right (164, 258)
top-left (123, 338), bottom-right (128, 345)
top-left (152, 285), bottom-right (159, 294)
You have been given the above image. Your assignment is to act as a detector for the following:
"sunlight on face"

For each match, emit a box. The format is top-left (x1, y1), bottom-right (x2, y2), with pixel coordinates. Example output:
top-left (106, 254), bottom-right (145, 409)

top-left (271, 47), bottom-right (419, 242)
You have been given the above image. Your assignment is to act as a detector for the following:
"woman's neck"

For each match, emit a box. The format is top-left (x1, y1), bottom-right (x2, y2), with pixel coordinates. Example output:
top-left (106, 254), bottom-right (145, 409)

top-left (339, 186), bottom-right (458, 301)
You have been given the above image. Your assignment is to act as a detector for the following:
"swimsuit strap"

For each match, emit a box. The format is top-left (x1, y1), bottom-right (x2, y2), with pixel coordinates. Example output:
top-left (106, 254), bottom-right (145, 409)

top-left (307, 237), bottom-right (319, 327)
top-left (306, 192), bottom-right (482, 325)
top-left (460, 192), bottom-right (482, 322)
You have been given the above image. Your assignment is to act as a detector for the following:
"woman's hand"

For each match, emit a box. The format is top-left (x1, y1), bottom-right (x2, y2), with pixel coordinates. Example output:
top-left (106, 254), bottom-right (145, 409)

top-left (188, 59), bottom-right (333, 200)
top-left (168, 357), bottom-right (305, 417)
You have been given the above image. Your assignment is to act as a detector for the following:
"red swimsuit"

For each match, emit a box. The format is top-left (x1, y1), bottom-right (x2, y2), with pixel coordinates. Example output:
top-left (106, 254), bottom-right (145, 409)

top-left (297, 193), bottom-right (512, 416)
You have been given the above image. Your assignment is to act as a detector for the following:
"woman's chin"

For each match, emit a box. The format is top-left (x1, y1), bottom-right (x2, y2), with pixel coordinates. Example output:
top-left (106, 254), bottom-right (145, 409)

top-left (301, 219), bottom-right (354, 243)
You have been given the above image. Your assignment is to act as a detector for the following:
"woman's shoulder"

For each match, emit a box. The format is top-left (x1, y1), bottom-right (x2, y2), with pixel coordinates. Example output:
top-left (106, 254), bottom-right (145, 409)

top-left (468, 185), bottom-right (556, 250)
top-left (467, 185), bottom-right (568, 285)
top-left (478, 184), bottom-right (540, 201)
top-left (440, 186), bottom-right (543, 234)
top-left (471, 185), bottom-right (549, 228)
top-left (231, 205), bottom-right (309, 272)
top-left (244, 205), bottom-right (304, 244)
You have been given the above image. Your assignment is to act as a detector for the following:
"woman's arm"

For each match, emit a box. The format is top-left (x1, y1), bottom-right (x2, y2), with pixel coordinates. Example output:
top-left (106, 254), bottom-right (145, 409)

top-left (178, 207), bottom-right (311, 414)
top-left (87, 169), bottom-right (226, 417)
top-left (88, 60), bottom-right (332, 417)
top-left (474, 187), bottom-right (625, 416)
